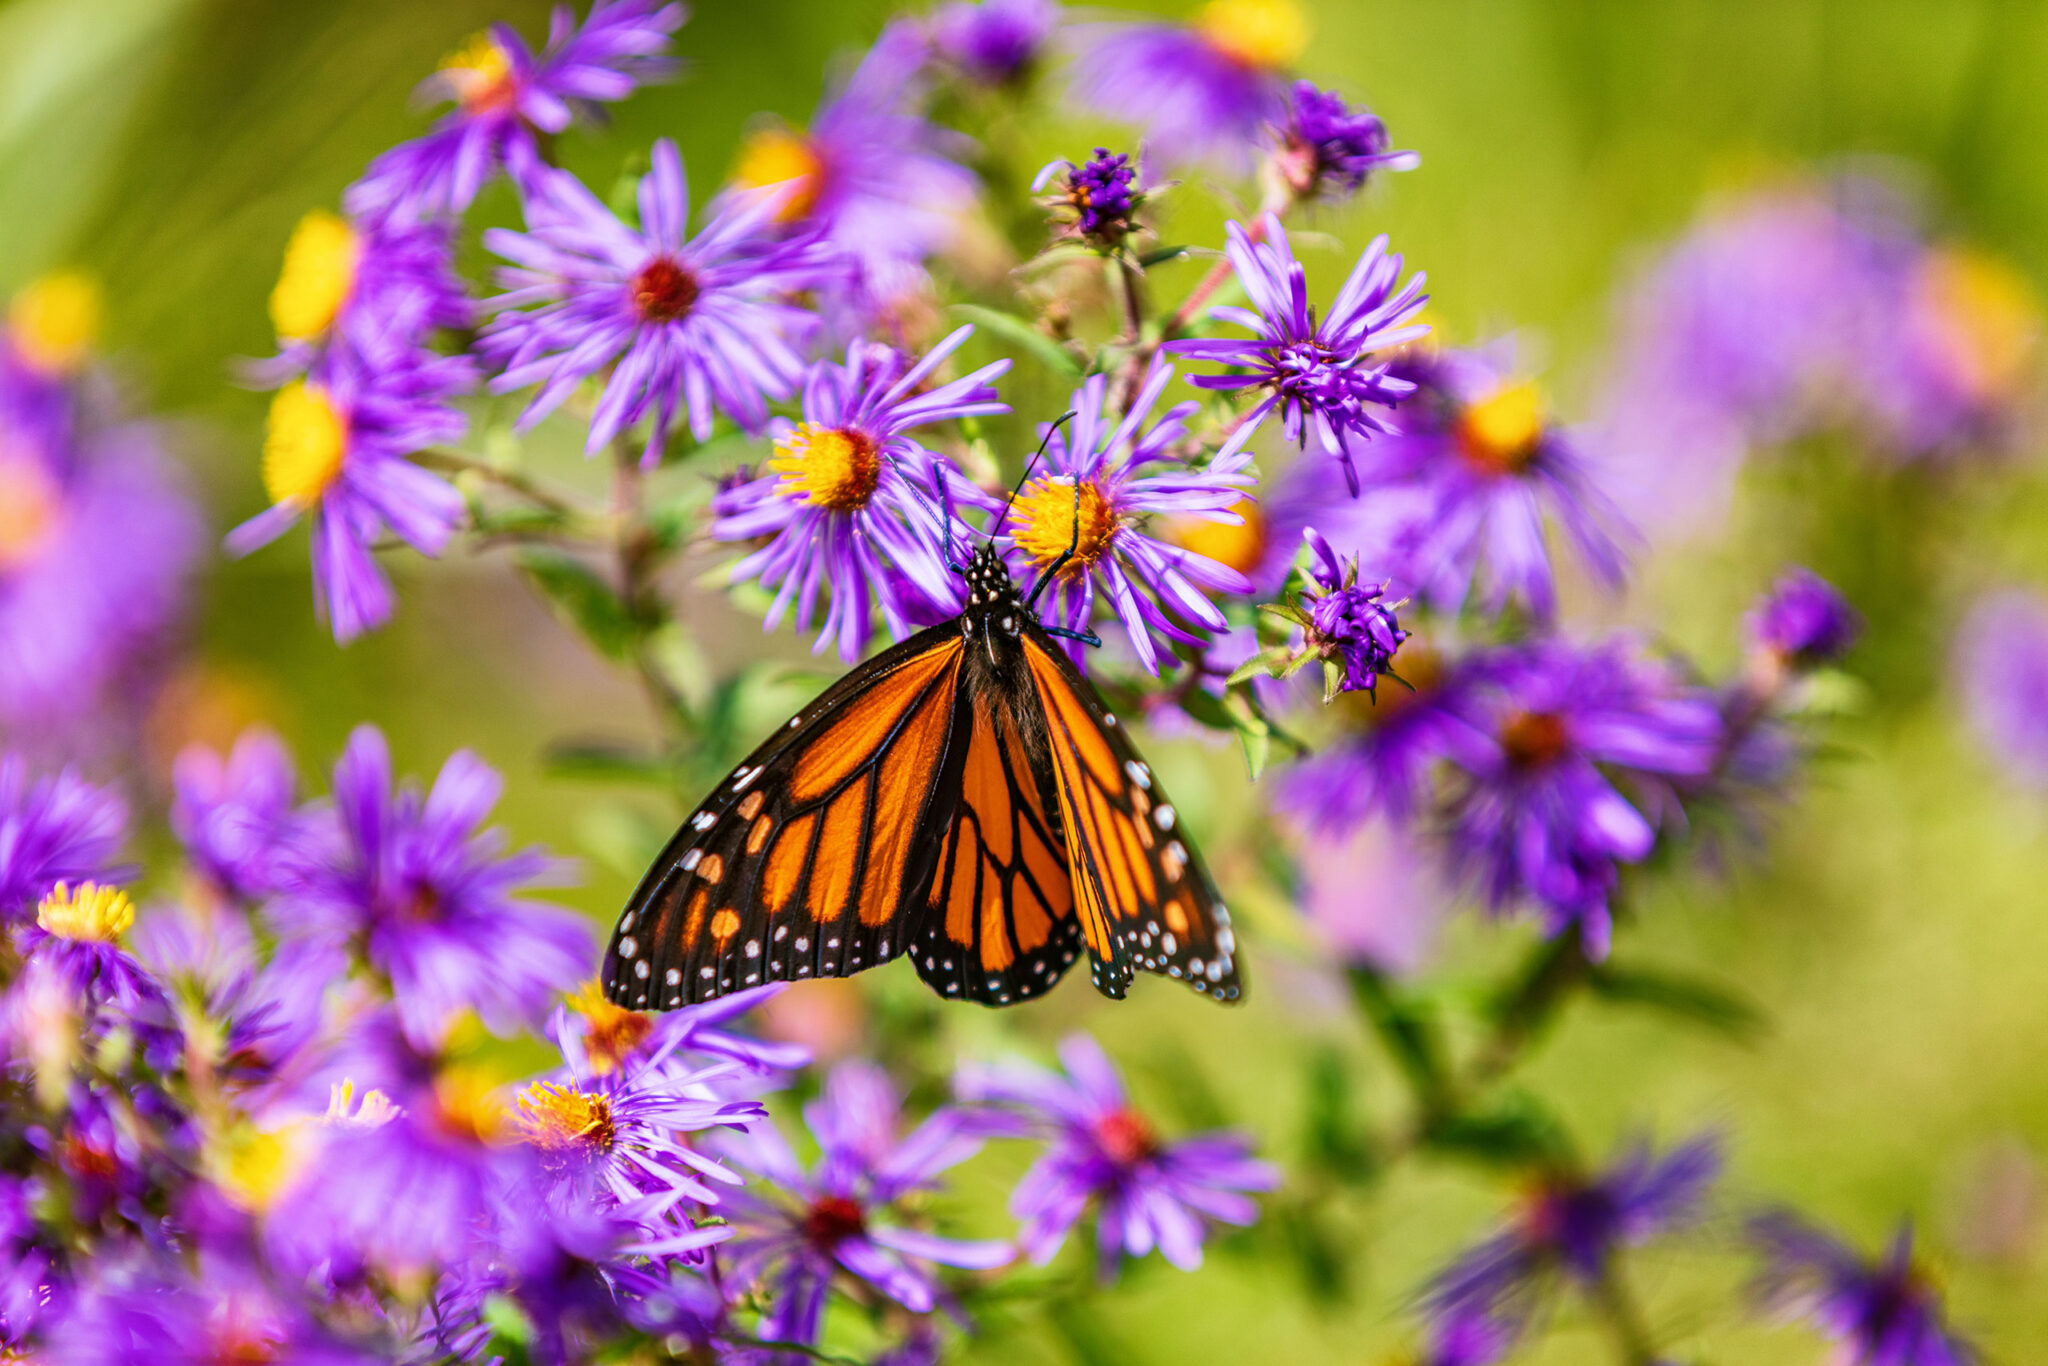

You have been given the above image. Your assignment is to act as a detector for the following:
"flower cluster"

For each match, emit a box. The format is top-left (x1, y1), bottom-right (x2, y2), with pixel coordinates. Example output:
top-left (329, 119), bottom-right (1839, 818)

top-left (0, 735), bottom-right (1279, 1360)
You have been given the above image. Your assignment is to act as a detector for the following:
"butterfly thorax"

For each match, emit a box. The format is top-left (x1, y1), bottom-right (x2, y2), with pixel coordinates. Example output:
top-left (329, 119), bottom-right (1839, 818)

top-left (957, 542), bottom-right (1044, 735)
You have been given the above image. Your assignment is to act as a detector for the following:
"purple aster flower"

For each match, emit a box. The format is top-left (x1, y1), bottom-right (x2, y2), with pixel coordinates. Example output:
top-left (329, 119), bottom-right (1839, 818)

top-left (483, 139), bottom-right (831, 464)
top-left (0, 757), bottom-right (125, 922)
top-left (1956, 589), bottom-right (2048, 790)
top-left (710, 326), bottom-right (1007, 662)
top-left (1273, 82), bottom-right (1418, 202)
top-left (958, 1033), bottom-right (1277, 1280)
top-left (513, 1029), bottom-right (763, 1256)
top-left (224, 340), bottom-right (469, 644)
top-left (1419, 1304), bottom-right (1523, 1366)
top-left (1033, 148), bottom-right (1141, 251)
top-left (1169, 215), bottom-right (1428, 491)
top-left (170, 727), bottom-right (303, 904)
top-left (260, 210), bottom-right (471, 385)
top-left (267, 726), bottom-right (591, 1047)
top-left (718, 1059), bottom-right (1011, 1348)
top-left (932, 0), bottom-right (1058, 84)
top-left (1868, 242), bottom-right (2041, 458)
top-left (1748, 566), bottom-right (1862, 670)
top-left (0, 1175), bottom-right (57, 1348)
top-left (16, 882), bottom-right (165, 1017)
top-left (1440, 638), bottom-right (1722, 957)
top-left (346, 0), bottom-right (687, 224)
top-left (1427, 1134), bottom-right (1721, 1335)
top-left (1748, 1214), bottom-right (1976, 1366)
top-left (0, 340), bottom-right (202, 746)
top-left (1272, 633), bottom-right (1484, 832)
top-left (1346, 346), bottom-right (1630, 620)
top-left (46, 1246), bottom-right (380, 1366)
top-left (1066, 0), bottom-right (1305, 171)
top-left (1297, 527), bottom-right (1406, 699)
top-left (550, 980), bottom-right (809, 1085)
top-left (726, 20), bottom-right (977, 311)
top-left (998, 363), bottom-right (1254, 674)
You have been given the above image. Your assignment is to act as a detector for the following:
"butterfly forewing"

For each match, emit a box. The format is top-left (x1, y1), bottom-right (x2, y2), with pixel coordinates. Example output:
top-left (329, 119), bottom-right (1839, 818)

top-left (913, 688), bottom-right (1084, 1004)
top-left (1022, 631), bottom-right (1244, 1002)
top-left (603, 629), bottom-right (969, 1008)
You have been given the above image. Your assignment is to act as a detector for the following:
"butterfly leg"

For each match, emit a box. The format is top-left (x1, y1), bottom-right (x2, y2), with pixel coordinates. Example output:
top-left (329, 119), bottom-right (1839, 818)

top-left (1041, 625), bottom-right (1102, 648)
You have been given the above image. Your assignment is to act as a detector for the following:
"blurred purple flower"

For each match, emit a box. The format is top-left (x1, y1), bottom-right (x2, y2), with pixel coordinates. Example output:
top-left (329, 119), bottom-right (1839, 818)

top-left (260, 211), bottom-right (471, 385)
top-left (1288, 816), bottom-right (1453, 975)
top-left (1427, 1135), bottom-right (1721, 1337)
top-left (0, 347), bottom-right (202, 743)
top-left (958, 1033), bottom-right (1277, 1280)
top-left (933, 0), bottom-right (1058, 84)
top-left (1956, 589), bottom-right (2048, 790)
top-left (710, 326), bottom-right (1007, 661)
top-left (0, 1175), bottom-right (56, 1348)
top-left (1274, 82), bottom-right (1417, 202)
top-left (1420, 1304), bottom-right (1523, 1366)
top-left (224, 343), bottom-right (470, 644)
top-left (268, 726), bottom-right (590, 1047)
top-left (0, 757), bottom-right (125, 922)
top-left (17, 882), bottom-right (164, 1017)
top-left (1352, 348), bottom-right (1629, 621)
top-left (1442, 638), bottom-right (1722, 956)
top-left (484, 139), bottom-right (831, 464)
top-left (1748, 1214), bottom-right (1976, 1366)
top-left (1749, 566), bottom-right (1861, 670)
top-left (1272, 634), bottom-right (1483, 832)
top-left (718, 1060), bottom-right (1011, 1347)
top-left (727, 20), bottom-right (977, 309)
top-left (347, 0), bottom-right (687, 224)
top-left (1298, 527), bottom-right (1407, 698)
top-left (1066, 1), bottom-right (1301, 170)
top-left (170, 728), bottom-right (303, 904)
top-left (1169, 215), bottom-right (1428, 490)
top-left (999, 364), bottom-right (1254, 673)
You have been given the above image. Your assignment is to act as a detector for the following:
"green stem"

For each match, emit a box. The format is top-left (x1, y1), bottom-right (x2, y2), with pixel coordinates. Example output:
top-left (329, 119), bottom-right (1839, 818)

top-left (609, 440), bottom-right (691, 742)
top-left (418, 447), bottom-right (586, 518)
top-left (1590, 1260), bottom-right (1659, 1366)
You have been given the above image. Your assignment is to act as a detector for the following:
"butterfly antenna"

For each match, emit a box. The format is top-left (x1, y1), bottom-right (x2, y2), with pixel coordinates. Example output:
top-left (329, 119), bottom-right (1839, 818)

top-left (994, 411), bottom-right (1077, 539)
top-left (1023, 468), bottom-right (1085, 613)
top-left (900, 464), bottom-right (964, 573)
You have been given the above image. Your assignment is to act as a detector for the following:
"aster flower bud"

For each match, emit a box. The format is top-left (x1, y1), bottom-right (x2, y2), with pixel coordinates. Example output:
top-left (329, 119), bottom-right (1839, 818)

top-left (1271, 82), bottom-right (1418, 203)
top-left (1747, 566), bottom-right (1861, 670)
top-left (1232, 528), bottom-right (1407, 704)
top-left (1033, 148), bottom-right (1143, 253)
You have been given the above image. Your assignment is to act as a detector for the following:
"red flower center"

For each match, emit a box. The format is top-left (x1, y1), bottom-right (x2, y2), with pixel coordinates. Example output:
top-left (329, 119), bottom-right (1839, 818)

top-left (803, 1194), bottom-right (868, 1249)
top-left (1499, 710), bottom-right (1569, 770)
top-left (632, 256), bottom-right (701, 323)
top-left (1093, 1108), bottom-right (1159, 1166)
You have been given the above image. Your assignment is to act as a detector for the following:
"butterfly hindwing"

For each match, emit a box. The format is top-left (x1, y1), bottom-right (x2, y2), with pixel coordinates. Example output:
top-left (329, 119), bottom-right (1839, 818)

top-left (1021, 630), bottom-right (1244, 1003)
top-left (604, 629), bottom-right (969, 1009)
top-left (913, 688), bottom-right (1084, 1005)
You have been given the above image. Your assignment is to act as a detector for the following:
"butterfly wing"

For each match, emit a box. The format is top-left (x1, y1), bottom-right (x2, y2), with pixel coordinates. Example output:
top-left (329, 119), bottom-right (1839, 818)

top-left (912, 687), bottom-right (1084, 1005)
top-left (1020, 629), bottom-right (1244, 1003)
top-left (604, 628), bottom-right (969, 1009)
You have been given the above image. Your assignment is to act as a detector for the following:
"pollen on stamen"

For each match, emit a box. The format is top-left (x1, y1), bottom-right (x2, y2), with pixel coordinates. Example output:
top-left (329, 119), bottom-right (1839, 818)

top-left (270, 211), bottom-right (360, 342)
top-left (262, 382), bottom-right (348, 509)
top-left (439, 32), bottom-right (520, 115)
top-left (731, 125), bottom-right (826, 223)
top-left (771, 423), bottom-right (883, 511)
top-left (1455, 380), bottom-right (1546, 474)
top-left (36, 882), bottom-right (135, 943)
top-left (1011, 475), bottom-right (1120, 578)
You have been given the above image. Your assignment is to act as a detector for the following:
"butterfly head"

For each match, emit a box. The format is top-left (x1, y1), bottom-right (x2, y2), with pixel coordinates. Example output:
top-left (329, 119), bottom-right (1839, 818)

top-left (961, 541), bottom-right (1026, 642)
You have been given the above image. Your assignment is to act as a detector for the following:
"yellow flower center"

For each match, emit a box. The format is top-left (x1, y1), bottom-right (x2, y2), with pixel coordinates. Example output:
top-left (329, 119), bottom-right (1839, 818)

top-left (515, 1081), bottom-right (617, 1157)
top-left (36, 881), bottom-right (135, 943)
top-left (323, 1079), bottom-right (400, 1128)
top-left (732, 125), bottom-right (826, 224)
top-left (0, 451), bottom-right (64, 571)
top-left (1011, 475), bottom-right (1120, 579)
top-left (209, 1121), bottom-right (309, 1213)
top-left (262, 382), bottom-right (348, 508)
top-left (566, 979), bottom-right (653, 1077)
top-left (8, 271), bottom-right (101, 375)
top-left (1196, 0), bottom-right (1309, 70)
top-left (1913, 245), bottom-right (2039, 404)
top-left (1164, 497), bottom-right (1264, 576)
top-left (269, 210), bottom-right (360, 343)
top-left (771, 423), bottom-right (883, 511)
top-left (431, 1066), bottom-right (508, 1145)
top-left (440, 32), bottom-right (519, 115)
top-left (1454, 380), bottom-right (1545, 474)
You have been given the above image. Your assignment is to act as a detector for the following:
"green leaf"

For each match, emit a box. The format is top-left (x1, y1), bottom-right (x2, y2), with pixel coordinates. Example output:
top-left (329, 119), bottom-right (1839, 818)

top-left (1347, 967), bottom-right (1451, 1107)
top-left (515, 550), bottom-right (637, 661)
top-left (1424, 1092), bottom-right (1574, 1168)
top-left (541, 741), bottom-right (675, 788)
top-left (1587, 962), bottom-right (1768, 1040)
top-left (1138, 244), bottom-right (1193, 267)
top-left (948, 303), bottom-right (1083, 378)
top-left (1301, 1046), bottom-right (1375, 1179)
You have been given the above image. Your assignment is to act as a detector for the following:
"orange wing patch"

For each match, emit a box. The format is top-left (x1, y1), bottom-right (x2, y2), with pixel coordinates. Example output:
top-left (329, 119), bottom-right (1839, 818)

top-left (1022, 637), bottom-right (1242, 1004)
top-left (913, 692), bottom-right (1080, 1005)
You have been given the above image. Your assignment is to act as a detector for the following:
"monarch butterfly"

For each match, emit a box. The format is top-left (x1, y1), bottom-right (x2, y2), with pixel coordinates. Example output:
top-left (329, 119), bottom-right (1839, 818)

top-left (602, 457), bottom-right (1242, 1010)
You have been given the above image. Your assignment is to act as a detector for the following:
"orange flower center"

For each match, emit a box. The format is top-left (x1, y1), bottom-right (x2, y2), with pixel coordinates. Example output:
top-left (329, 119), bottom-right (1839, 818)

top-left (771, 424), bottom-right (883, 511)
top-left (803, 1194), bottom-right (868, 1248)
top-left (1499, 710), bottom-right (1570, 770)
top-left (632, 256), bottom-right (701, 323)
top-left (1093, 1108), bottom-right (1159, 1166)
top-left (1454, 381), bottom-right (1545, 475)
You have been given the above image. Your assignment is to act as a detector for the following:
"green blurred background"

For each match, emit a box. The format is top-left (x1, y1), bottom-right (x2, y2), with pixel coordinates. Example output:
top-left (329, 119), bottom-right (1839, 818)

top-left (7, 0), bottom-right (2048, 1358)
